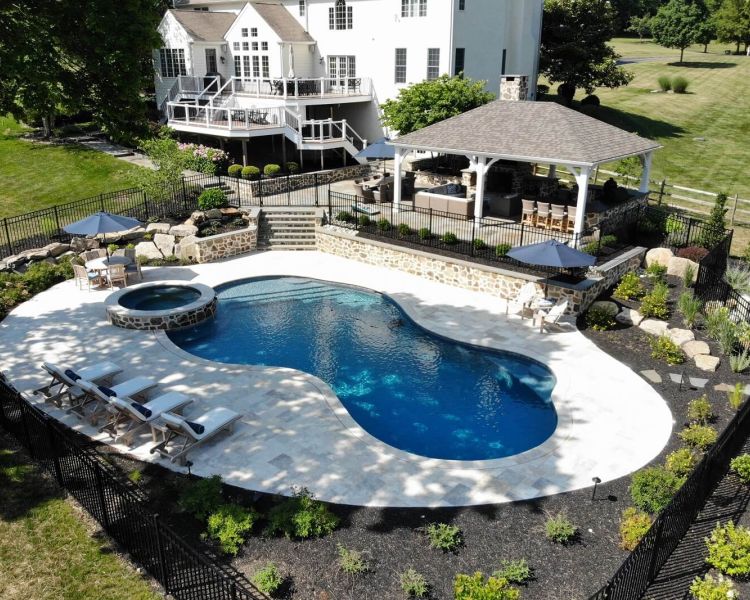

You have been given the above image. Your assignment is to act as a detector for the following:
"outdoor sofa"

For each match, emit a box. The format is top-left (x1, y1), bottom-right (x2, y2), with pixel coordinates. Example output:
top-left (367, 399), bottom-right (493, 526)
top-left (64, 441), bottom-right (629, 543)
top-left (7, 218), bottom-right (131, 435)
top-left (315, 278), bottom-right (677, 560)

top-left (414, 183), bottom-right (475, 219)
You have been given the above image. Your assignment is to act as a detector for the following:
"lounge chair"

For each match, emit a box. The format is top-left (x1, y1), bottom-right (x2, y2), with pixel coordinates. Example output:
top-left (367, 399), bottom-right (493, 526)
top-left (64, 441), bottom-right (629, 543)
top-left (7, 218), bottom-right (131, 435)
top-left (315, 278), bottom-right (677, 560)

top-left (99, 391), bottom-right (193, 445)
top-left (506, 281), bottom-right (539, 319)
top-left (71, 376), bottom-right (158, 423)
top-left (537, 299), bottom-right (569, 333)
top-left (34, 361), bottom-right (123, 407)
top-left (150, 407), bottom-right (242, 465)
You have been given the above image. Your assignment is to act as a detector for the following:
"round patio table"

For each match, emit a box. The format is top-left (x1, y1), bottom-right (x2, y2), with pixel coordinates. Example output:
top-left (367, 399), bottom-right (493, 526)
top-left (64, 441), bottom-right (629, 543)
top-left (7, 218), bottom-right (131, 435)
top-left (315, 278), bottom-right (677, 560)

top-left (84, 255), bottom-right (132, 272)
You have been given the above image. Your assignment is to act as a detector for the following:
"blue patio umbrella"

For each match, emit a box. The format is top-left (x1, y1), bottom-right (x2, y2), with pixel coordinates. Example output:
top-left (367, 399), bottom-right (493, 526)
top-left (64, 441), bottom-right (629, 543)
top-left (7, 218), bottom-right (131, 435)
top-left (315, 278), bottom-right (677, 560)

top-left (64, 211), bottom-right (143, 256)
top-left (355, 137), bottom-right (395, 173)
top-left (507, 239), bottom-right (595, 294)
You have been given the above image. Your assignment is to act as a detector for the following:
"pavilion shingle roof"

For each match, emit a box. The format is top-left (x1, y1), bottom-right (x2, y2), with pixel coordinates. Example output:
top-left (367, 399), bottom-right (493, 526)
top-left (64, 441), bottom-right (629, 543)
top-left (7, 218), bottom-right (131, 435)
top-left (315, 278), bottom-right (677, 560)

top-left (393, 100), bottom-right (660, 166)
top-left (169, 10), bottom-right (236, 41)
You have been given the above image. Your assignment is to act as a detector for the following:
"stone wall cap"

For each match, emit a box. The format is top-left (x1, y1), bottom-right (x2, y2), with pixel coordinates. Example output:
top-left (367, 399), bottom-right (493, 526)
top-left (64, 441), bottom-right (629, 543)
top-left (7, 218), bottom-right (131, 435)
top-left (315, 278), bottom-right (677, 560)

top-left (194, 226), bottom-right (257, 244)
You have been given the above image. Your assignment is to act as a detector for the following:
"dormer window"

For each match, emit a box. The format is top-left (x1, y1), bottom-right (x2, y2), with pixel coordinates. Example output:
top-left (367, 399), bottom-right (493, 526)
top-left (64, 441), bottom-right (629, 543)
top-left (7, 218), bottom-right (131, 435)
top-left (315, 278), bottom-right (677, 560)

top-left (250, 27), bottom-right (258, 37)
top-left (329, 0), bottom-right (353, 30)
top-left (241, 28), bottom-right (248, 37)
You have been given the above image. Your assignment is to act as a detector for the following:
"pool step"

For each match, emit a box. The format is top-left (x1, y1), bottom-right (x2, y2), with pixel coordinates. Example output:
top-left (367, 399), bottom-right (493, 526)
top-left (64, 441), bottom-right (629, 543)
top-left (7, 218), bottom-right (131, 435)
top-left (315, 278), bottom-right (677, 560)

top-left (257, 208), bottom-right (322, 251)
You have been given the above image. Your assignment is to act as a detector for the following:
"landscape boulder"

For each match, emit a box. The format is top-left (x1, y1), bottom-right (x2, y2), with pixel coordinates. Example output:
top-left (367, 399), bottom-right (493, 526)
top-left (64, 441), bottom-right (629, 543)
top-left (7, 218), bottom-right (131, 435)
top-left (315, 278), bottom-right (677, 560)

top-left (169, 224), bottom-right (199, 238)
top-left (70, 237), bottom-right (100, 252)
top-left (146, 222), bottom-right (171, 235)
top-left (205, 208), bottom-right (223, 220)
top-left (178, 235), bottom-right (198, 262)
top-left (695, 354), bottom-right (720, 372)
top-left (667, 328), bottom-right (695, 347)
top-left (190, 211), bottom-right (207, 226)
top-left (682, 340), bottom-right (710, 358)
top-left (645, 247), bottom-right (673, 268)
top-left (97, 226), bottom-right (145, 243)
top-left (153, 233), bottom-right (175, 257)
top-left (667, 256), bottom-right (699, 283)
top-left (43, 242), bottom-right (70, 258)
top-left (616, 308), bottom-right (644, 327)
top-left (134, 241), bottom-right (163, 261)
top-left (639, 318), bottom-right (669, 336)
top-left (591, 300), bottom-right (619, 315)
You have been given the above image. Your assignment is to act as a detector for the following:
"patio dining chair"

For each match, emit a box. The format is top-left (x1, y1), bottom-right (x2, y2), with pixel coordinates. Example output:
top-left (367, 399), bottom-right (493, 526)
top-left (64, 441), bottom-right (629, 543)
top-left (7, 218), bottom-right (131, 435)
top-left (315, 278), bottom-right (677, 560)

top-left (82, 249), bottom-right (102, 262)
top-left (565, 205), bottom-right (577, 233)
top-left (73, 263), bottom-right (103, 291)
top-left (107, 264), bottom-right (128, 289)
top-left (535, 202), bottom-right (551, 229)
top-left (549, 204), bottom-right (566, 232)
top-left (123, 248), bottom-right (142, 282)
top-left (521, 199), bottom-right (536, 226)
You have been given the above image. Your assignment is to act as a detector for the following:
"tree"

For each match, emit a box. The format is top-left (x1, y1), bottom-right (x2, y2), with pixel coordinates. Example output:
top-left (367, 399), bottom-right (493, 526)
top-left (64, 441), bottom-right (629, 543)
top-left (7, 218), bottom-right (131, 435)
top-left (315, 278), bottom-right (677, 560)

top-left (700, 192), bottom-right (729, 248)
top-left (713, 0), bottom-right (750, 53)
top-left (540, 0), bottom-right (634, 105)
top-left (650, 0), bottom-right (707, 63)
top-left (380, 75), bottom-right (494, 135)
top-left (627, 14), bottom-right (654, 40)
top-left (135, 129), bottom-right (187, 202)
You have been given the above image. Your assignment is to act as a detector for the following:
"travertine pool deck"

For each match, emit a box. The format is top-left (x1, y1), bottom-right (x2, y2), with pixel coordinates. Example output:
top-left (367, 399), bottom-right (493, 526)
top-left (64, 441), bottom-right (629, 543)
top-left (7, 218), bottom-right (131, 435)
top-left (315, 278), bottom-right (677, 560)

top-left (0, 251), bottom-right (673, 507)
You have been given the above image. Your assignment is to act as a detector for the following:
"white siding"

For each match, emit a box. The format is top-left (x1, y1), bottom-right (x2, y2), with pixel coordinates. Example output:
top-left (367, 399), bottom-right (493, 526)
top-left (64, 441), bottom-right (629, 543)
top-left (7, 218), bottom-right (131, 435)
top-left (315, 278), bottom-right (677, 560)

top-left (225, 4), bottom-right (284, 78)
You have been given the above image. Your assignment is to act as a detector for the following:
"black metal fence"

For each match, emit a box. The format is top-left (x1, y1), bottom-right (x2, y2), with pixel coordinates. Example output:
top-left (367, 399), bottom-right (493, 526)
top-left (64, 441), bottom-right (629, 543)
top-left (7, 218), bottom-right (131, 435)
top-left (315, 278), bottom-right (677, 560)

top-left (0, 376), bottom-right (267, 600)
top-left (588, 390), bottom-right (750, 600)
top-left (635, 205), bottom-right (724, 252)
top-left (694, 234), bottom-right (750, 322)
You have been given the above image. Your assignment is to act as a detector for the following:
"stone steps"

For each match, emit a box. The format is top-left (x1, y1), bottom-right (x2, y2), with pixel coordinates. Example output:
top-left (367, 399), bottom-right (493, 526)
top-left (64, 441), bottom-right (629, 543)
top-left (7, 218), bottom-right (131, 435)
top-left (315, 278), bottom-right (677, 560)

top-left (257, 208), bottom-right (318, 251)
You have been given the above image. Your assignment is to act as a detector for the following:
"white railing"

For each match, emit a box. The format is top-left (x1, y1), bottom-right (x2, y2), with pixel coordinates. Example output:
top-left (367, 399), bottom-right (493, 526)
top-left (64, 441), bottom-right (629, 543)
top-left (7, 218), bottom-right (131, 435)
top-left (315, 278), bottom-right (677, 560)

top-left (226, 76), bottom-right (372, 99)
top-left (299, 119), bottom-right (366, 151)
top-left (167, 102), bottom-right (288, 131)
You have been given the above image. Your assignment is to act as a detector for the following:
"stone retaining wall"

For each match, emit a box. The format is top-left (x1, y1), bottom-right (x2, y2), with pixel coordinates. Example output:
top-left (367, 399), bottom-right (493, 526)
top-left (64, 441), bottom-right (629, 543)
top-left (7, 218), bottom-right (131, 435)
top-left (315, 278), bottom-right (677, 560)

top-left (108, 297), bottom-right (217, 331)
top-left (194, 226), bottom-right (257, 263)
top-left (245, 164), bottom-right (372, 197)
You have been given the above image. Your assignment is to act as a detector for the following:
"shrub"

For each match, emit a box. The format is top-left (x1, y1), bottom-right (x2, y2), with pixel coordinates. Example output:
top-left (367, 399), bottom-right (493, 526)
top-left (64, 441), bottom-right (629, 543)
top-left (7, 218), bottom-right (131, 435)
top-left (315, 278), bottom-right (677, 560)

top-left (672, 76), bottom-right (689, 94)
top-left (377, 218), bottom-right (392, 231)
top-left (650, 335), bottom-right (685, 365)
top-left (252, 563), bottom-right (284, 595)
top-left (197, 188), bottom-right (228, 211)
top-left (179, 475), bottom-right (223, 520)
top-left (263, 163), bottom-right (281, 177)
top-left (585, 304), bottom-right (617, 331)
top-left (657, 75), bottom-right (672, 92)
top-left (453, 572), bottom-right (520, 600)
top-left (128, 469), bottom-right (143, 484)
top-left (107, 243), bottom-right (118, 255)
top-left (666, 448), bottom-right (698, 477)
top-left (619, 507), bottom-right (653, 550)
top-left (581, 94), bottom-right (600, 106)
top-left (441, 232), bottom-right (459, 245)
top-left (493, 558), bottom-right (533, 584)
top-left (22, 262), bottom-right (67, 294)
top-left (728, 382), bottom-right (745, 411)
top-left (717, 321), bottom-right (738, 356)
top-left (678, 292), bottom-right (702, 328)
top-left (630, 466), bottom-right (685, 513)
top-left (473, 238), bottom-right (486, 251)
top-left (285, 161), bottom-right (300, 174)
top-left (676, 246), bottom-right (709, 262)
top-left (495, 243), bottom-right (511, 257)
top-left (679, 423), bottom-right (718, 450)
top-left (241, 165), bottom-right (261, 180)
top-left (706, 521), bottom-right (750, 576)
top-left (335, 211), bottom-right (353, 223)
top-left (706, 307), bottom-right (732, 341)
top-left (358, 215), bottom-right (371, 227)
top-left (545, 513), bottom-right (577, 544)
top-left (227, 164), bottom-right (243, 178)
top-left (689, 573), bottom-right (737, 600)
top-left (425, 523), bottom-right (462, 551)
top-left (418, 227), bottom-right (431, 240)
top-left (206, 503), bottom-right (258, 555)
top-left (687, 395), bottom-right (714, 424)
top-left (730, 349), bottom-right (750, 373)
top-left (731, 454), bottom-right (750, 484)
top-left (736, 321), bottom-right (750, 350)
top-left (725, 266), bottom-right (750, 295)
top-left (337, 544), bottom-right (370, 574)
top-left (398, 223), bottom-right (412, 236)
top-left (265, 487), bottom-right (338, 539)
top-left (400, 568), bottom-right (428, 597)
top-left (641, 283), bottom-right (670, 320)
top-left (683, 264), bottom-right (696, 288)
top-left (613, 272), bottom-right (645, 300)
top-left (646, 262), bottom-right (668, 281)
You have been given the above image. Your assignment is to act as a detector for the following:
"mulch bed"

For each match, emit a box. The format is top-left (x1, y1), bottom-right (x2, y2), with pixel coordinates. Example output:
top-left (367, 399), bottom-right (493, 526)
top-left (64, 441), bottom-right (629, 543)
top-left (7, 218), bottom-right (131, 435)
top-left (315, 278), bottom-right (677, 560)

top-left (96, 273), bottom-right (749, 599)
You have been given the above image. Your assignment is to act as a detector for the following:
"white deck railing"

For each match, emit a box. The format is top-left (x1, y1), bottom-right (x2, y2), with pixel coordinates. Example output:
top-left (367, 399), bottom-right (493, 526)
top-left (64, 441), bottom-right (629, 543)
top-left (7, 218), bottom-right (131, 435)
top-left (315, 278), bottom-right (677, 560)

top-left (229, 76), bottom-right (372, 99)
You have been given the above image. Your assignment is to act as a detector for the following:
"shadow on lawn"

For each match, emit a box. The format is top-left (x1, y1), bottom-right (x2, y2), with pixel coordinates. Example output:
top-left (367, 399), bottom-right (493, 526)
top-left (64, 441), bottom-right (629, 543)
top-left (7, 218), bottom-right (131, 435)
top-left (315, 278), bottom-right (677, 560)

top-left (667, 61), bottom-right (738, 69)
top-left (596, 105), bottom-right (686, 140)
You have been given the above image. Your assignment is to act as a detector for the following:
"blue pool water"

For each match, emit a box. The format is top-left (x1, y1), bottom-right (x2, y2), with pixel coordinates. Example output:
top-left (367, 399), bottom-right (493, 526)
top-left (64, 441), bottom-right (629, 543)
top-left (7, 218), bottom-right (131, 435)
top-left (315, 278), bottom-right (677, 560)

top-left (167, 277), bottom-right (557, 460)
top-left (119, 285), bottom-right (200, 311)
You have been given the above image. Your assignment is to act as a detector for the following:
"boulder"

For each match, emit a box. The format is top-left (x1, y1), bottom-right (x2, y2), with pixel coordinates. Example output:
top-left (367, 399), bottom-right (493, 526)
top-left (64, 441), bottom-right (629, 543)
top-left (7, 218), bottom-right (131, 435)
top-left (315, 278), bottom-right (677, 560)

top-left (134, 241), bottom-right (163, 261)
top-left (667, 256), bottom-right (699, 282)
top-left (43, 242), bottom-right (70, 258)
top-left (178, 235), bottom-right (198, 262)
top-left (153, 233), bottom-right (175, 257)
top-left (205, 208), bottom-right (223, 220)
top-left (169, 224), bottom-right (199, 238)
top-left (70, 237), bottom-right (99, 252)
top-left (591, 300), bottom-right (619, 315)
top-left (96, 226), bottom-right (145, 243)
top-left (667, 328), bottom-right (695, 347)
top-left (639, 318), bottom-right (669, 336)
top-left (682, 340), bottom-right (710, 358)
top-left (3, 254), bottom-right (27, 269)
top-left (146, 222), bottom-right (171, 235)
top-left (695, 354), bottom-right (720, 372)
top-left (645, 247), bottom-right (673, 268)
top-left (220, 207), bottom-right (241, 217)
top-left (190, 211), bottom-right (207, 226)
top-left (616, 308), bottom-right (644, 327)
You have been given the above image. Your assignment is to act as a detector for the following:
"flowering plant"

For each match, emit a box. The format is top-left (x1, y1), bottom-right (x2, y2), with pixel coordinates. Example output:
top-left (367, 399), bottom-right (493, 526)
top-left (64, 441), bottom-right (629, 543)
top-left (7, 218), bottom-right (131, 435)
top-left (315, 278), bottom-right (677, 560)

top-left (178, 143), bottom-right (230, 175)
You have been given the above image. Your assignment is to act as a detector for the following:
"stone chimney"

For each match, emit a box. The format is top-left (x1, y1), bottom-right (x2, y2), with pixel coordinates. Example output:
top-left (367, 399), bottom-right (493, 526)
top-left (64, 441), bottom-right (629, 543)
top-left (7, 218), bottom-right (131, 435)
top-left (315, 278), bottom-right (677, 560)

top-left (499, 75), bottom-right (529, 101)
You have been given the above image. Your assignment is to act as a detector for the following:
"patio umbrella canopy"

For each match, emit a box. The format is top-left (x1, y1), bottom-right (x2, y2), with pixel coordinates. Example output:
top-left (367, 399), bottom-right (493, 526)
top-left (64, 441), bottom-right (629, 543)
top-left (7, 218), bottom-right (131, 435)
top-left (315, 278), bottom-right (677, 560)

top-left (355, 137), bottom-right (395, 173)
top-left (64, 211), bottom-right (143, 254)
top-left (506, 239), bottom-right (596, 269)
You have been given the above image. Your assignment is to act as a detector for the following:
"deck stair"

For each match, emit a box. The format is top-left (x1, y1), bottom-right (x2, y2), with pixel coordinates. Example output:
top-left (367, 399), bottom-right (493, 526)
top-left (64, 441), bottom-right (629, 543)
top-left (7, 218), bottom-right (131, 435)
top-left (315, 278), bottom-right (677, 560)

top-left (257, 207), bottom-right (321, 250)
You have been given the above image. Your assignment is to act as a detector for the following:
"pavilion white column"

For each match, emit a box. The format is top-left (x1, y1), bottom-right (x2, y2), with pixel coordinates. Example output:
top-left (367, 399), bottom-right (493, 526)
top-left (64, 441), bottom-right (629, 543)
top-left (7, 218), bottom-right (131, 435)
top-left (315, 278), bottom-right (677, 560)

top-left (474, 156), bottom-right (488, 221)
top-left (565, 164), bottom-right (592, 245)
top-left (639, 151), bottom-right (653, 194)
top-left (393, 148), bottom-right (405, 212)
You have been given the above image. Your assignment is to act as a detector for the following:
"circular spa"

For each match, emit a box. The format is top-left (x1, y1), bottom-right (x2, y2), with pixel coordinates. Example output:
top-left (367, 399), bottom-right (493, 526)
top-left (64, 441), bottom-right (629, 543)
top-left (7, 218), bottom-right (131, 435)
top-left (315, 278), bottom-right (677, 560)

top-left (106, 281), bottom-right (216, 331)
top-left (168, 276), bottom-right (558, 461)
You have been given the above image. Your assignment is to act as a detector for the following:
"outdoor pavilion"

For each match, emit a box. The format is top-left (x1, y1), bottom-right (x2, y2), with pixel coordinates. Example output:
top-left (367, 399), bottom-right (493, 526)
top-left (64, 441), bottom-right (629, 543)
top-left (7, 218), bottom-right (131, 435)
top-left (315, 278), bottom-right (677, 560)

top-left (389, 100), bottom-right (661, 241)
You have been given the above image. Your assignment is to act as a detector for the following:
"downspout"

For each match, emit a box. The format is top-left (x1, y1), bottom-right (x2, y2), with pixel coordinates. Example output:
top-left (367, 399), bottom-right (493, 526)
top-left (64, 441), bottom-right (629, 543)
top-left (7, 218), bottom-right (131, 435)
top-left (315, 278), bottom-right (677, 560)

top-left (448, 0), bottom-right (455, 76)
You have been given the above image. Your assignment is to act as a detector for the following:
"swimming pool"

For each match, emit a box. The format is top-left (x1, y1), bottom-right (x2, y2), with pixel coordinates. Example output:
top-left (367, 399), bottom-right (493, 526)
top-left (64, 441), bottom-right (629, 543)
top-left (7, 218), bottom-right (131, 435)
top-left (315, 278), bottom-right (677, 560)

top-left (167, 277), bottom-right (557, 460)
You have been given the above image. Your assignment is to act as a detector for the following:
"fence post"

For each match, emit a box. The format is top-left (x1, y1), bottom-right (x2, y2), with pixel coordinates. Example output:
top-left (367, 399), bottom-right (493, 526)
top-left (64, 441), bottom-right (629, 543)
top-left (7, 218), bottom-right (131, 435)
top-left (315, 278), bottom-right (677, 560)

top-left (287, 174), bottom-right (291, 206)
top-left (152, 515), bottom-right (169, 592)
top-left (731, 193), bottom-right (739, 226)
top-left (470, 220), bottom-right (476, 256)
top-left (99, 194), bottom-right (105, 212)
top-left (429, 208), bottom-right (433, 238)
top-left (657, 180), bottom-right (666, 206)
top-left (46, 419), bottom-right (64, 486)
top-left (181, 178), bottom-right (188, 213)
top-left (94, 466), bottom-right (110, 529)
top-left (520, 222), bottom-right (525, 247)
top-left (52, 205), bottom-right (62, 235)
top-left (685, 219), bottom-right (693, 247)
top-left (19, 401), bottom-right (34, 459)
top-left (327, 190), bottom-right (332, 220)
top-left (143, 191), bottom-right (150, 221)
top-left (3, 218), bottom-right (12, 257)
top-left (315, 173), bottom-right (320, 206)
top-left (230, 582), bottom-right (238, 600)
top-left (646, 517), bottom-right (666, 581)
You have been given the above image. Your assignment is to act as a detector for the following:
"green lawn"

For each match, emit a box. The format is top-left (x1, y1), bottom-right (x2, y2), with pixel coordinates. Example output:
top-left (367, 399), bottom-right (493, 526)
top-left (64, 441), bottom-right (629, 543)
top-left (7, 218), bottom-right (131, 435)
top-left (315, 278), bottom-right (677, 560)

top-left (0, 116), bottom-right (144, 218)
top-left (592, 39), bottom-right (750, 200)
top-left (0, 438), bottom-right (160, 600)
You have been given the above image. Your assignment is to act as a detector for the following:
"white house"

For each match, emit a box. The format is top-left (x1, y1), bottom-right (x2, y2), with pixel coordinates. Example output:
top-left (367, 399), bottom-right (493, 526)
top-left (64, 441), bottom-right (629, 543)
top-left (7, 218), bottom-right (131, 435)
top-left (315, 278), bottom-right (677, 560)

top-left (154, 0), bottom-right (544, 166)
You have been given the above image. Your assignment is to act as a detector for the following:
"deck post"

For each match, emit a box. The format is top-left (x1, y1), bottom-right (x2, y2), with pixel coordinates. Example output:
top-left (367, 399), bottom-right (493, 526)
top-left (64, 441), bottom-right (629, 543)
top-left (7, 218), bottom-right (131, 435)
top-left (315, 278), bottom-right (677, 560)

top-left (639, 151), bottom-right (653, 195)
top-left (241, 140), bottom-right (248, 166)
top-left (565, 164), bottom-right (592, 245)
top-left (474, 156), bottom-right (487, 221)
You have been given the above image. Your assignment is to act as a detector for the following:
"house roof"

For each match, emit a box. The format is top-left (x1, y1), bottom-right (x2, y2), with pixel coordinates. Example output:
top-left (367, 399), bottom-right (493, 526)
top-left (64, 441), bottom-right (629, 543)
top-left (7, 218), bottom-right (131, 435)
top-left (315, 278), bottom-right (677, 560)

top-left (392, 100), bottom-right (661, 167)
top-left (169, 9), bottom-right (236, 42)
top-left (251, 1), bottom-right (314, 43)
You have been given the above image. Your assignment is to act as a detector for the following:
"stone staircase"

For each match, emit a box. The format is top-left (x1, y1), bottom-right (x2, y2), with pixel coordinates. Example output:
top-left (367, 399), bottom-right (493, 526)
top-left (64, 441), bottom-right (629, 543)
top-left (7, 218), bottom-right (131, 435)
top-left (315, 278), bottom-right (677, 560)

top-left (257, 207), bottom-right (322, 251)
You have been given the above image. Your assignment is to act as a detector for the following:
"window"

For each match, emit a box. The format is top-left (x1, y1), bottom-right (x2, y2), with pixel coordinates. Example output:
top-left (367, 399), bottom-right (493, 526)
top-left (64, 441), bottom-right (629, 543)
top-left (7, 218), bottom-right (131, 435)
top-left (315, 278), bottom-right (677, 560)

top-left (328, 55), bottom-right (355, 87)
top-left (242, 55), bottom-right (250, 78)
top-left (401, 0), bottom-right (426, 17)
top-left (261, 56), bottom-right (269, 78)
top-left (251, 41), bottom-right (258, 51)
top-left (232, 41), bottom-right (240, 51)
top-left (459, 0), bottom-right (465, 9)
top-left (250, 27), bottom-right (258, 37)
top-left (426, 48), bottom-right (439, 80)
top-left (261, 41), bottom-right (268, 51)
top-left (394, 48), bottom-right (407, 83)
top-left (242, 41), bottom-right (249, 51)
top-left (299, 0), bottom-right (305, 16)
top-left (159, 49), bottom-right (186, 78)
top-left (252, 56), bottom-right (260, 77)
top-left (454, 48), bottom-right (465, 76)
top-left (241, 28), bottom-right (248, 37)
top-left (329, 0), bottom-right (352, 29)
top-left (205, 48), bottom-right (217, 73)
top-left (234, 56), bottom-right (241, 77)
